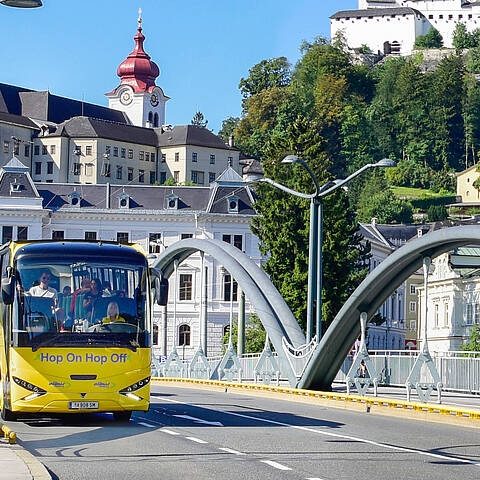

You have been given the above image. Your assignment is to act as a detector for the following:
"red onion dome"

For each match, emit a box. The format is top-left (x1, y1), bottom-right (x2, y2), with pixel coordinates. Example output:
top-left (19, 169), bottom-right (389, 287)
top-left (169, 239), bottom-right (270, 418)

top-left (116, 25), bottom-right (159, 93)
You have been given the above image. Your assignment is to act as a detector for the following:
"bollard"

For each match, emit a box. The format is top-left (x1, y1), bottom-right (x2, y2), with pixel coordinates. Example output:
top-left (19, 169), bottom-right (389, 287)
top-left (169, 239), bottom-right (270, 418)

top-left (1, 424), bottom-right (16, 444)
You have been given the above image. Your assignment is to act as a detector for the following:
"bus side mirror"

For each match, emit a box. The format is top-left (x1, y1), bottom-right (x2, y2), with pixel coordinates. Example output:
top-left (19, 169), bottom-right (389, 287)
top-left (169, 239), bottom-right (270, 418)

top-left (2, 267), bottom-right (16, 305)
top-left (150, 268), bottom-right (169, 306)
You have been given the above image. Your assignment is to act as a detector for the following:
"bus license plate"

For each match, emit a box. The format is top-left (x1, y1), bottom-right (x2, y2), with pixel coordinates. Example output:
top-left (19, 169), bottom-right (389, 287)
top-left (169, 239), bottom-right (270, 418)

top-left (69, 401), bottom-right (99, 410)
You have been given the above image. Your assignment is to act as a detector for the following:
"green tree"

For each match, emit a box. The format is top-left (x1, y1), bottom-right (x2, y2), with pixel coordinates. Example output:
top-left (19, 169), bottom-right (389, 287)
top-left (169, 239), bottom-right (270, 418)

top-left (426, 204), bottom-right (448, 222)
top-left (357, 189), bottom-right (413, 224)
top-left (163, 176), bottom-right (176, 186)
top-left (222, 315), bottom-right (267, 353)
top-left (191, 111), bottom-right (208, 128)
top-left (461, 324), bottom-right (480, 353)
top-left (414, 28), bottom-right (443, 49)
top-left (218, 116), bottom-right (240, 142)
top-left (453, 23), bottom-right (478, 50)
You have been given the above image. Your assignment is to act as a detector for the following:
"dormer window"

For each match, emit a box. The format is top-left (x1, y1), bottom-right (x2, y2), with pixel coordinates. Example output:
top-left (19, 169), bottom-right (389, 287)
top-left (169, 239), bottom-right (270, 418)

top-left (227, 195), bottom-right (239, 213)
top-left (118, 192), bottom-right (130, 209)
top-left (69, 191), bottom-right (81, 207)
top-left (10, 181), bottom-right (22, 194)
top-left (167, 193), bottom-right (178, 210)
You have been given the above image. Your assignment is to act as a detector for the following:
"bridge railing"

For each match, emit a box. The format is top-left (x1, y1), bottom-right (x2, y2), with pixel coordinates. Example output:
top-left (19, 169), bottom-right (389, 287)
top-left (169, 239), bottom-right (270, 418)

top-left (153, 349), bottom-right (480, 394)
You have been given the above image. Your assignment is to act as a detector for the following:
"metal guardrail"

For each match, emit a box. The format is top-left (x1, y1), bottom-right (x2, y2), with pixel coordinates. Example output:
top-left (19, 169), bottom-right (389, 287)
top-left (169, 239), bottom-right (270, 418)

top-left (153, 350), bottom-right (480, 394)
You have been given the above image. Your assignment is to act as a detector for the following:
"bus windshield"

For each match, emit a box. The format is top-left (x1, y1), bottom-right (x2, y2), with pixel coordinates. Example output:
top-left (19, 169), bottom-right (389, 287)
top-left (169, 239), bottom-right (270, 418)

top-left (13, 256), bottom-right (149, 349)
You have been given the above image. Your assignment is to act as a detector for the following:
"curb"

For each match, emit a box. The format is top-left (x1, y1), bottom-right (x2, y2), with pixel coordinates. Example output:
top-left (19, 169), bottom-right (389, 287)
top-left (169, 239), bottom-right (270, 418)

top-left (152, 377), bottom-right (480, 429)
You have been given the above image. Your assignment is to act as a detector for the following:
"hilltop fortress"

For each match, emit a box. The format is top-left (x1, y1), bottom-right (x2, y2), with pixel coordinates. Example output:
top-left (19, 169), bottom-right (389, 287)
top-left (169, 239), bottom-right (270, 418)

top-left (331, 1), bottom-right (480, 55)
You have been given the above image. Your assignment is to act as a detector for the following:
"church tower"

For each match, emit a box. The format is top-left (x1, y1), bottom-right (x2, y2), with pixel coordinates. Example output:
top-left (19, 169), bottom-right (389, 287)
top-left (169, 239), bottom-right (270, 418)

top-left (106, 9), bottom-right (169, 128)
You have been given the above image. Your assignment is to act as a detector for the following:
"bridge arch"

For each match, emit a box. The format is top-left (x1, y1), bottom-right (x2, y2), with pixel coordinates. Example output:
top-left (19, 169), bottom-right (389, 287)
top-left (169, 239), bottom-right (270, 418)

top-left (152, 237), bottom-right (305, 386)
top-left (299, 225), bottom-right (480, 390)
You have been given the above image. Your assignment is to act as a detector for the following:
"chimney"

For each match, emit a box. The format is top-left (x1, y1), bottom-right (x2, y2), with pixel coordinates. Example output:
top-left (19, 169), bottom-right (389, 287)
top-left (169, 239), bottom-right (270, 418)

top-left (371, 217), bottom-right (377, 227)
top-left (228, 134), bottom-right (234, 147)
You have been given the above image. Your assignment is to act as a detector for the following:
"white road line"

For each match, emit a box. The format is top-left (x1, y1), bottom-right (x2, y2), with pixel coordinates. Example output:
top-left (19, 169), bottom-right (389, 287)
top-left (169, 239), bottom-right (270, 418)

top-left (162, 429), bottom-right (180, 435)
top-left (260, 460), bottom-right (292, 471)
top-left (186, 436), bottom-right (208, 444)
top-left (306, 478), bottom-right (325, 480)
top-left (218, 447), bottom-right (246, 455)
top-left (137, 422), bottom-right (156, 428)
top-left (160, 397), bottom-right (480, 468)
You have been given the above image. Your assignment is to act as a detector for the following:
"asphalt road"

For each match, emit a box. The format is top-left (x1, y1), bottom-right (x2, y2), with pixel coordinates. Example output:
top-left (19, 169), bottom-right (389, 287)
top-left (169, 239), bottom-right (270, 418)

top-left (6, 384), bottom-right (480, 480)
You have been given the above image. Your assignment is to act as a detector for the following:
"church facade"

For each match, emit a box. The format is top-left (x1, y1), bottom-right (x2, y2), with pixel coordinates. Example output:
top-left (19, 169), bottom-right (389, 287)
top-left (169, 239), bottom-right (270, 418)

top-left (331, 1), bottom-right (480, 56)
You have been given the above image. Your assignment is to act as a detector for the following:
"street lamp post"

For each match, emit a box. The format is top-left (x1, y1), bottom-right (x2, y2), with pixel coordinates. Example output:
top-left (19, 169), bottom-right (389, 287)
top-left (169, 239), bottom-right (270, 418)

top-left (252, 156), bottom-right (396, 344)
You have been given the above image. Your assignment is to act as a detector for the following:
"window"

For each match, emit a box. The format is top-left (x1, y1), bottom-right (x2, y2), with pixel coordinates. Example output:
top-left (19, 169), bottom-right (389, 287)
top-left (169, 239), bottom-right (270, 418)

top-left (34, 145), bottom-right (40, 156)
top-left (475, 303), bottom-right (480, 325)
top-left (175, 152), bottom-right (179, 162)
top-left (17, 226), bottom-right (28, 241)
top-left (222, 234), bottom-right (242, 250)
top-left (128, 168), bottom-right (134, 182)
top-left (85, 146), bottom-right (92, 156)
top-left (222, 234), bottom-right (231, 244)
top-left (128, 149), bottom-right (133, 159)
top-left (42, 145), bottom-right (47, 155)
top-left (160, 172), bottom-right (167, 184)
top-left (409, 301), bottom-right (416, 313)
top-left (34, 162), bottom-right (42, 175)
top-left (52, 230), bottom-right (64, 240)
top-left (106, 145), bottom-right (111, 155)
top-left (174, 171), bottom-right (179, 183)
top-left (121, 148), bottom-right (126, 158)
top-left (102, 162), bottom-right (111, 177)
top-left (14, 142), bottom-right (19, 155)
top-left (116, 166), bottom-right (123, 180)
top-left (85, 231), bottom-right (97, 241)
top-left (73, 163), bottom-right (81, 176)
top-left (210, 154), bottom-right (215, 164)
top-left (192, 152), bottom-right (197, 162)
top-left (162, 154), bottom-right (166, 163)
top-left (410, 320), bottom-right (417, 330)
top-left (47, 162), bottom-right (53, 175)
top-left (145, 152), bottom-right (150, 162)
top-left (85, 164), bottom-right (93, 176)
top-left (466, 304), bottom-right (474, 325)
top-left (24, 145), bottom-right (30, 157)
top-left (150, 171), bottom-right (156, 184)
top-left (151, 153), bottom-right (155, 162)
top-left (410, 285), bottom-right (416, 295)
top-left (434, 303), bottom-right (439, 327)
top-left (178, 324), bottom-right (191, 346)
top-left (113, 146), bottom-right (119, 157)
top-left (224, 274), bottom-right (238, 301)
top-left (181, 233), bottom-right (193, 240)
top-left (117, 232), bottom-right (129, 244)
top-left (191, 170), bottom-right (204, 185)
top-left (179, 274), bottom-right (192, 301)
top-left (444, 302), bottom-right (450, 327)
top-left (149, 233), bottom-right (162, 253)
top-left (2, 226), bottom-right (13, 244)
top-left (228, 156), bottom-right (233, 166)
top-left (139, 151), bottom-right (144, 161)
top-left (209, 172), bottom-right (216, 183)
top-left (139, 169), bottom-right (145, 183)
top-left (3, 141), bottom-right (9, 154)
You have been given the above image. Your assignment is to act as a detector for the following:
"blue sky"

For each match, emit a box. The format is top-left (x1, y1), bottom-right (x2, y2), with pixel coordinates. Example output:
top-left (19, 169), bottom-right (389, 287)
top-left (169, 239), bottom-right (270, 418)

top-left (0, 0), bottom-right (357, 132)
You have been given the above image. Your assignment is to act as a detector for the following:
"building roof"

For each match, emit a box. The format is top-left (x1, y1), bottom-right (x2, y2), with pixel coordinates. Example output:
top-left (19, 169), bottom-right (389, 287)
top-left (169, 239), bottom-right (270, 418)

top-left (155, 125), bottom-right (239, 150)
top-left (0, 83), bottom-right (128, 124)
top-left (0, 157), bottom-right (40, 199)
top-left (0, 111), bottom-right (39, 129)
top-left (330, 7), bottom-right (417, 19)
top-left (52, 116), bottom-right (158, 146)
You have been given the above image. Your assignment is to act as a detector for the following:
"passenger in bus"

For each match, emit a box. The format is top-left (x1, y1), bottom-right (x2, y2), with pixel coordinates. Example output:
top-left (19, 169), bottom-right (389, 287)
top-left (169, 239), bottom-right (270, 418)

top-left (28, 271), bottom-right (58, 301)
top-left (83, 278), bottom-right (103, 320)
top-left (70, 277), bottom-right (91, 316)
top-left (62, 286), bottom-right (72, 296)
top-left (102, 302), bottom-right (126, 324)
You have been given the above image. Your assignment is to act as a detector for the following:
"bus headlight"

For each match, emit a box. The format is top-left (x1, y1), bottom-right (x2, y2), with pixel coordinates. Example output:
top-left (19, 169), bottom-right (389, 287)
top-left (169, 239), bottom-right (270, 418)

top-left (12, 376), bottom-right (46, 400)
top-left (119, 376), bottom-right (150, 398)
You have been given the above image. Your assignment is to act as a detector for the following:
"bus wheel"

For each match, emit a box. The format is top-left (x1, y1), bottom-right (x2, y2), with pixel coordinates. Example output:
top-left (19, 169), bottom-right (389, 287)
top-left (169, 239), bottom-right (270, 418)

top-left (113, 411), bottom-right (132, 422)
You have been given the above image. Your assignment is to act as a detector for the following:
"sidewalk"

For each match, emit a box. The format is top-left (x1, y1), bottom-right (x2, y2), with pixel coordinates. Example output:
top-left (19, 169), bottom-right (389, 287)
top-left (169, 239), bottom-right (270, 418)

top-left (0, 439), bottom-right (50, 480)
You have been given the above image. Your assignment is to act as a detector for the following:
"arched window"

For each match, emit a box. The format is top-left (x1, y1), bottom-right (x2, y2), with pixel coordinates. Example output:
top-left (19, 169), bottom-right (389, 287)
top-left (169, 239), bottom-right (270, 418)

top-left (148, 112), bottom-right (153, 125)
top-left (154, 112), bottom-right (159, 127)
top-left (153, 323), bottom-right (159, 345)
top-left (179, 324), bottom-right (190, 346)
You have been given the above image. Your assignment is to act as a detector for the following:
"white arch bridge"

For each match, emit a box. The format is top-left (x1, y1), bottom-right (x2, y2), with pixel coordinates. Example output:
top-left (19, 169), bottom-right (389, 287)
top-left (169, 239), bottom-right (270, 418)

top-left (152, 226), bottom-right (480, 390)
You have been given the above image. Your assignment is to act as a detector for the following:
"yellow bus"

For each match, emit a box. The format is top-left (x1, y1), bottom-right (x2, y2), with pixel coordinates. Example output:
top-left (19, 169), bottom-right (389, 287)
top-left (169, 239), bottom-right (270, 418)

top-left (0, 240), bottom-right (167, 422)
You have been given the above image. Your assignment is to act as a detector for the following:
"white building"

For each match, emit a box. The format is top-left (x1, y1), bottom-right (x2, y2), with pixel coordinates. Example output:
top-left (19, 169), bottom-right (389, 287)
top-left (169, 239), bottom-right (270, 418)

top-left (0, 157), bottom-right (260, 359)
top-left (0, 16), bottom-right (240, 186)
top-left (331, 1), bottom-right (480, 56)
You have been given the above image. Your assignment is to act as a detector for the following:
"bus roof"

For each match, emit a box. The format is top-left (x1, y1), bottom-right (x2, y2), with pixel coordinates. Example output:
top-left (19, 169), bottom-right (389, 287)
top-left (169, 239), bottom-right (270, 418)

top-left (12, 241), bottom-right (147, 266)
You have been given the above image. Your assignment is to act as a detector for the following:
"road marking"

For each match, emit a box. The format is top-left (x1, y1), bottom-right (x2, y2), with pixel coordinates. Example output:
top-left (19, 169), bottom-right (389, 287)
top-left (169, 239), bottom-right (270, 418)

top-left (260, 460), bottom-right (292, 471)
top-left (173, 414), bottom-right (223, 426)
top-left (306, 478), bottom-right (325, 480)
top-left (160, 397), bottom-right (480, 467)
top-left (162, 429), bottom-right (180, 436)
top-left (186, 436), bottom-right (208, 444)
top-left (137, 421), bottom-right (156, 428)
top-left (218, 447), bottom-right (245, 455)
